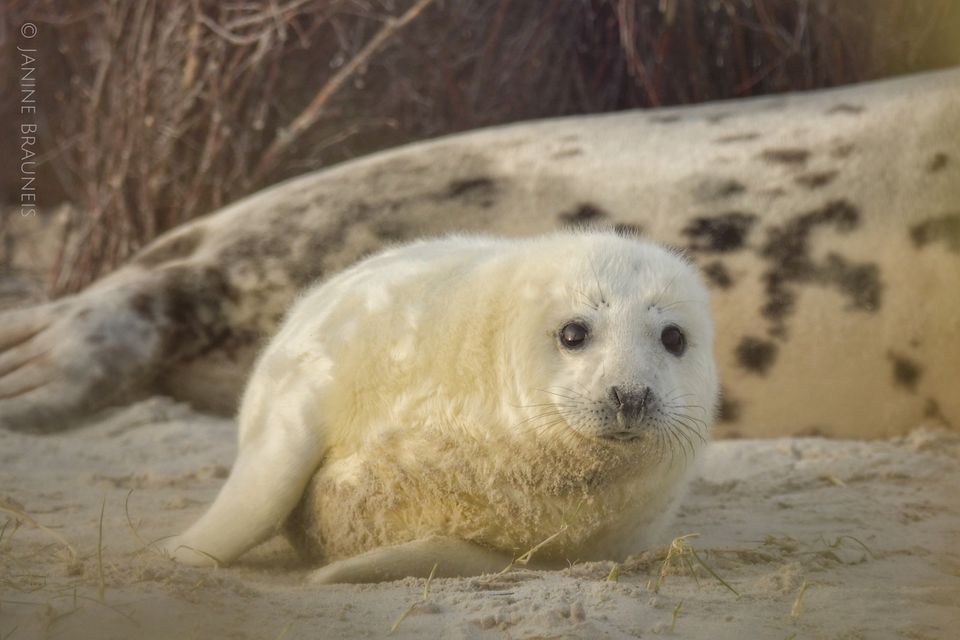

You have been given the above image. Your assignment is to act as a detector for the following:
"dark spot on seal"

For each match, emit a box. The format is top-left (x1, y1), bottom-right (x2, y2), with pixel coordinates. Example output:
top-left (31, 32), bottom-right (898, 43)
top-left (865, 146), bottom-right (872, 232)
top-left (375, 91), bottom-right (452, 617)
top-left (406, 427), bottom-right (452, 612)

top-left (446, 177), bottom-right (496, 207)
top-left (613, 223), bottom-right (643, 237)
top-left (133, 227), bottom-right (205, 267)
top-left (705, 112), bottom-right (732, 124)
top-left (759, 199), bottom-right (877, 337)
top-left (761, 187), bottom-right (787, 199)
top-left (927, 153), bottom-right (949, 173)
top-left (288, 245), bottom-right (328, 289)
top-left (888, 352), bottom-right (922, 391)
top-left (87, 332), bottom-right (105, 345)
top-left (760, 278), bottom-right (795, 335)
top-left (156, 264), bottom-right (244, 363)
top-left (552, 148), bottom-right (583, 159)
top-left (736, 336), bottom-right (778, 375)
top-left (693, 178), bottom-right (746, 201)
top-left (218, 234), bottom-right (292, 265)
top-left (794, 170), bottom-right (839, 190)
top-left (794, 425), bottom-right (830, 437)
top-left (830, 143), bottom-right (856, 159)
top-left (910, 214), bottom-right (960, 253)
top-left (650, 114), bottom-right (682, 124)
top-left (702, 261), bottom-right (734, 289)
top-left (717, 390), bottom-right (741, 423)
top-left (372, 219), bottom-right (411, 242)
top-left (821, 254), bottom-right (882, 312)
top-left (129, 292), bottom-right (156, 322)
top-left (448, 178), bottom-right (492, 197)
top-left (292, 183), bottom-right (457, 288)
top-left (827, 104), bottom-right (865, 115)
top-left (924, 399), bottom-right (950, 425)
top-left (682, 212), bottom-right (757, 253)
top-left (559, 203), bottom-right (609, 225)
top-left (760, 148), bottom-right (810, 166)
top-left (714, 132), bottom-right (761, 144)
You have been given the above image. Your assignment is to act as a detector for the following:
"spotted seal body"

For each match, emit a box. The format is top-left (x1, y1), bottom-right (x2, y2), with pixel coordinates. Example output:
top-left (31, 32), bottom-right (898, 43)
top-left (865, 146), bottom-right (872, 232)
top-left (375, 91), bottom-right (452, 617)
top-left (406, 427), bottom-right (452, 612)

top-left (0, 69), bottom-right (957, 437)
top-left (163, 232), bottom-right (717, 582)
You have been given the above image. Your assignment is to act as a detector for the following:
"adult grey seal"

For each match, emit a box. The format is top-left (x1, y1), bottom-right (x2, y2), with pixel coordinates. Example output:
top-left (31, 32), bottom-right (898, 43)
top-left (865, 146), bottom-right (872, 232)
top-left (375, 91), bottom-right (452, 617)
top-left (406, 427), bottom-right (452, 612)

top-left (0, 68), bottom-right (957, 437)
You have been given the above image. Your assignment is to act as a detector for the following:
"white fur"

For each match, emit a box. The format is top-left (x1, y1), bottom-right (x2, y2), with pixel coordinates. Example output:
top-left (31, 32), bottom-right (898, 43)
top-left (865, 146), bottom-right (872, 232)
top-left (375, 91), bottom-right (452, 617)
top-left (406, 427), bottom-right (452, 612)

top-left (164, 231), bottom-right (718, 581)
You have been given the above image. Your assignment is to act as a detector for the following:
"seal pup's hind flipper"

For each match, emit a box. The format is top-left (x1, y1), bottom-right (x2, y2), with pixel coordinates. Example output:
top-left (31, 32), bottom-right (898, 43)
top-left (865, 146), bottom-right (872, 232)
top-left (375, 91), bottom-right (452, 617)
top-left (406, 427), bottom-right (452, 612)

top-left (308, 536), bottom-right (511, 584)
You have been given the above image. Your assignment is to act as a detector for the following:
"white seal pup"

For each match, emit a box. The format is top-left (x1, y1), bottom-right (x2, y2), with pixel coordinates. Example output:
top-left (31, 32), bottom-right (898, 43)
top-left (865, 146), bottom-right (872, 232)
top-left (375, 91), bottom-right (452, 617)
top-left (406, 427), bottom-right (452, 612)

top-left (163, 231), bottom-right (718, 582)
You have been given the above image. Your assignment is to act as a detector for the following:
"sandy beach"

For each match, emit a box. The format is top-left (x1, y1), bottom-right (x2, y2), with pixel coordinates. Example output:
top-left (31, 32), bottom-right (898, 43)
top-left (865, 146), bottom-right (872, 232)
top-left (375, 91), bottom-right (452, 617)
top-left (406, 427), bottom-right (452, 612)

top-left (2, 397), bottom-right (957, 639)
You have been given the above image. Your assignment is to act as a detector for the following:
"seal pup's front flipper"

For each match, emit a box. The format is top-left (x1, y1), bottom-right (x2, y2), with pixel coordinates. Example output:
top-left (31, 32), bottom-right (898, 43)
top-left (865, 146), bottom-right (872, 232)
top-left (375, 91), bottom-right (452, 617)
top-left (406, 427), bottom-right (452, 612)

top-left (164, 349), bottom-right (327, 566)
top-left (308, 536), bottom-right (511, 584)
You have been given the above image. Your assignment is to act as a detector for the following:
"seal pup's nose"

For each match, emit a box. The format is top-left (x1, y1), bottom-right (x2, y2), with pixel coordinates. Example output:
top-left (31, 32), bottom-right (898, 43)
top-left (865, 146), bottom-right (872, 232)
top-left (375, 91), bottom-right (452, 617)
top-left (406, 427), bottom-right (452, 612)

top-left (610, 385), bottom-right (653, 423)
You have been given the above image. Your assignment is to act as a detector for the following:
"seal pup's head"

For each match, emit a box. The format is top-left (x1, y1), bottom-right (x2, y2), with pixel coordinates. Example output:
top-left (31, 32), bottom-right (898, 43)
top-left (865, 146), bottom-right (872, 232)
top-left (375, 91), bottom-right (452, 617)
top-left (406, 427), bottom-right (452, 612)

top-left (501, 232), bottom-right (718, 463)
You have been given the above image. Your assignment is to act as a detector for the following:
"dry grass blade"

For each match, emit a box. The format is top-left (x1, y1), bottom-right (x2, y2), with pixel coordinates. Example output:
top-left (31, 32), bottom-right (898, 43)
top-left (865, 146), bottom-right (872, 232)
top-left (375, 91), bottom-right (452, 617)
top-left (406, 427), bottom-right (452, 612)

top-left (0, 501), bottom-right (78, 565)
top-left (606, 563), bottom-right (620, 582)
top-left (822, 535), bottom-right (876, 559)
top-left (389, 561), bottom-right (438, 634)
top-left (163, 544), bottom-right (223, 568)
top-left (650, 533), bottom-right (694, 593)
top-left (122, 489), bottom-right (163, 557)
top-left (122, 490), bottom-right (148, 548)
top-left (790, 579), bottom-right (810, 621)
top-left (496, 523), bottom-right (569, 577)
top-left (686, 545), bottom-right (740, 597)
top-left (422, 562), bottom-right (438, 601)
top-left (97, 497), bottom-right (106, 603)
top-left (651, 533), bottom-right (740, 598)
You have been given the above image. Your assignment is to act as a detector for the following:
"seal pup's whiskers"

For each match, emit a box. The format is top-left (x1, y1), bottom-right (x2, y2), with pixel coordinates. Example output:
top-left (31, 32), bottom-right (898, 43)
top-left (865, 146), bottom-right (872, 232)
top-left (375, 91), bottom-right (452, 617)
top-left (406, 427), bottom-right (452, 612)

top-left (588, 257), bottom-right (608, 307)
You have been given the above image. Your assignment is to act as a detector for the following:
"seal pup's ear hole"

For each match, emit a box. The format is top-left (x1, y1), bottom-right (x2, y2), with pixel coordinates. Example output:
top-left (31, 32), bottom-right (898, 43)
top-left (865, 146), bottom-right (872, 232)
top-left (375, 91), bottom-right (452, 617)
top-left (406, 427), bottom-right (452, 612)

top-left (559, 322), bottom-right (589, 350)
top-left (661, 325), bottom-right (687, 357)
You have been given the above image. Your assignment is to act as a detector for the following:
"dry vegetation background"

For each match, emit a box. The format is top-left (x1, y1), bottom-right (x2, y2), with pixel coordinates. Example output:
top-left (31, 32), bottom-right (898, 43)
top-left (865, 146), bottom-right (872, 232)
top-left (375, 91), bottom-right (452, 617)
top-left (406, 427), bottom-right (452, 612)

top-left (1, 0), bottom-right (958, 294)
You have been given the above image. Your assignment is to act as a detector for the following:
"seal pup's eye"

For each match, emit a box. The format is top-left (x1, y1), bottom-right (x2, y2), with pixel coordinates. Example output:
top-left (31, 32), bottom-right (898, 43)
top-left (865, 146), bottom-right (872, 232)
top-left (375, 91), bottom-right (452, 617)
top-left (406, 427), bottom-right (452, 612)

top-left (661, 325), bottom-right (686, 357)
top-left (559, 322), bottom-right (589, 350)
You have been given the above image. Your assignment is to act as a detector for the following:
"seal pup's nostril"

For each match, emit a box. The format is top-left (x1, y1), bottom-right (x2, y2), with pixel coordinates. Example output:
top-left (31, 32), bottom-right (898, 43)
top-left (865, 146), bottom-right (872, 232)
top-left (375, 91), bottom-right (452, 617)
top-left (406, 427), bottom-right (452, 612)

top-left (640, 386), bottom-right (651, 408)
top-left (609, 386), bottom-right (624, 407)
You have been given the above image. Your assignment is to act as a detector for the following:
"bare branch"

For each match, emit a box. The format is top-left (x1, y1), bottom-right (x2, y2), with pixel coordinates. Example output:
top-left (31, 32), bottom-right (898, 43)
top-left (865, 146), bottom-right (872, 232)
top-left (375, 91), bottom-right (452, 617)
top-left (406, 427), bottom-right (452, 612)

top-left (249, 0), bottom-right (437, 185)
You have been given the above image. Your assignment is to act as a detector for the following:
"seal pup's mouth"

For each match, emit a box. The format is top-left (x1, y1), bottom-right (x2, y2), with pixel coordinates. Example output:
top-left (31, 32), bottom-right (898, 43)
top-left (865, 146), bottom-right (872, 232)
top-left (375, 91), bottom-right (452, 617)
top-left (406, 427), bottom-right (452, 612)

top-left (528, 385), bottom-right (707, 460)
top-left (601, 429), bottom-right (648, 442)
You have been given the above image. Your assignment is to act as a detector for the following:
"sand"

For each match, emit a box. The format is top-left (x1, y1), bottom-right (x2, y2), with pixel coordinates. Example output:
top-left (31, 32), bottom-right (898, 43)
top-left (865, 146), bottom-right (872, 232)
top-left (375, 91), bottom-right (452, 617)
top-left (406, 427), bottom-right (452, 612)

top-left (1, 397), bottom-right (958, 639)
